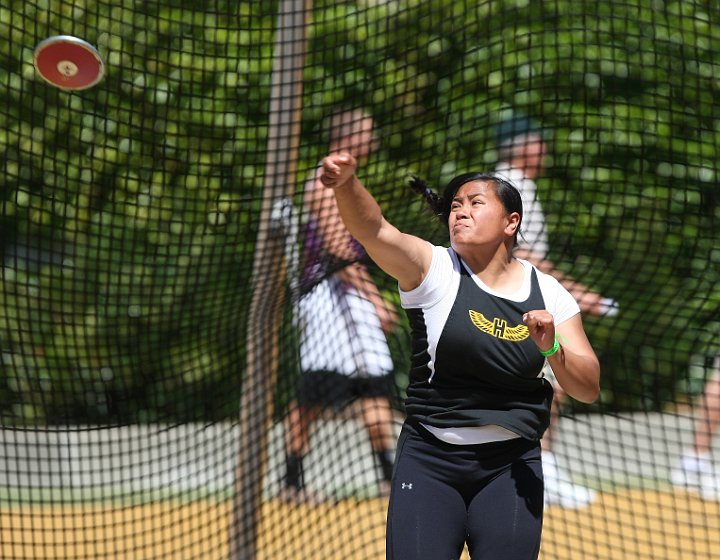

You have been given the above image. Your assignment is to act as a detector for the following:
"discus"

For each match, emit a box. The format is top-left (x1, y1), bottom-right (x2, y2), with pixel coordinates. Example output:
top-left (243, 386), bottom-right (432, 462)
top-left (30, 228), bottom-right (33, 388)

top-left (33, 35), bottom-right (104, 91)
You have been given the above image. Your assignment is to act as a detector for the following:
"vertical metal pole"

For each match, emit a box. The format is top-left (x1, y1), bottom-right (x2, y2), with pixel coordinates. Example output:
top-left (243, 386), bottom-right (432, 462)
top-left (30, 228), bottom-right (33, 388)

top-left (228, 1), bottom-right (310, 558)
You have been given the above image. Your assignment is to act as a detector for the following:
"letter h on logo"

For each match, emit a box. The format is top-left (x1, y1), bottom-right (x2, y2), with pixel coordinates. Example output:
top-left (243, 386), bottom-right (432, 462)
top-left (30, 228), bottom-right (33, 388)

top-left (492, 318), bottom-right (507, 338)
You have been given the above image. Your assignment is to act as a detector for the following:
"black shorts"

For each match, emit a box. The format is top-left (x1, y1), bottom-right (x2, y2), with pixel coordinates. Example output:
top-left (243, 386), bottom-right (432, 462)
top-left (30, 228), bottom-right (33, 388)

top-left (296, 370), bottom-right (394, 411)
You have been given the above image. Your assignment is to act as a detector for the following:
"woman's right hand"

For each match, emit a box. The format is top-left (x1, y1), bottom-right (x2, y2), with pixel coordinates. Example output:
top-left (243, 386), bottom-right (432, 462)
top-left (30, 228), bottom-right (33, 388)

top-left (320, 152), bottom-right (357, 189)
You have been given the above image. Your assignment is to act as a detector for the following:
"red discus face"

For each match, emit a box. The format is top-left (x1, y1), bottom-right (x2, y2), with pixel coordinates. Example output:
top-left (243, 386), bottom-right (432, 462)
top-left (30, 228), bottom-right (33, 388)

top-left (33, 36), bottom-right (104, 91)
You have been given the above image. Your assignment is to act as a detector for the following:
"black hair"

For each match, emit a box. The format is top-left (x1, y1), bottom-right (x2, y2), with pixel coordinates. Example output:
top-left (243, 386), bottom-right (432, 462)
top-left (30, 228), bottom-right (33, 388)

top-left (408, 172), bottom-right (523, 242)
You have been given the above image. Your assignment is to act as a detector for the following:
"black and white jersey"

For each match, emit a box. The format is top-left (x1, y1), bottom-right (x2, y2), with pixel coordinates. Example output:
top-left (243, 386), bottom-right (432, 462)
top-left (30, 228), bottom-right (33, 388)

top-left (399, 244), bottom-right (580, 441)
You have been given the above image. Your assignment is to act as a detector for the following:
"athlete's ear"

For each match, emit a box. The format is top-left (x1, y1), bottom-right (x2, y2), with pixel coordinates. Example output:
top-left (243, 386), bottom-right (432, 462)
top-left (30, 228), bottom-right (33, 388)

top-left (505, 211), bottom-right (521, 237)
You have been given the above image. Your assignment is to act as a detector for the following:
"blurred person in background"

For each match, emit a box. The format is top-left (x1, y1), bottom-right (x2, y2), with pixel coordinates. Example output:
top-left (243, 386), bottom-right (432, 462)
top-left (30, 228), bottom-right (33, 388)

top-left (494, 117), bottom-right (618, 508)
top-left (670, 356), bottom-right (720, 500)
top-left (279, 108), bottom-right (398, 503)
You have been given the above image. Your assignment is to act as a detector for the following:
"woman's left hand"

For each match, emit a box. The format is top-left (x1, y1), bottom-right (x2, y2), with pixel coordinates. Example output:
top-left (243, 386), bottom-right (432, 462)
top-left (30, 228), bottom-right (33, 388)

top-left (523, 310), bottom-right (556, 354)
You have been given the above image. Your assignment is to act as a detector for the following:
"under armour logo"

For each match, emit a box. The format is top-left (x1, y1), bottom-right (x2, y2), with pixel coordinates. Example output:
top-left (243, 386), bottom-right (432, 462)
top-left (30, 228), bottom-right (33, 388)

top-left (401, 482), bottom-right (413, 490)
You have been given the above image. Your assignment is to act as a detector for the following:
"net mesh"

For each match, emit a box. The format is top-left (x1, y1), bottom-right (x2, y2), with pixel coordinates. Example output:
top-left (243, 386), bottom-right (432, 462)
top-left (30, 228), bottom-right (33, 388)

top-left (1, 0), bottom-right (719, 558)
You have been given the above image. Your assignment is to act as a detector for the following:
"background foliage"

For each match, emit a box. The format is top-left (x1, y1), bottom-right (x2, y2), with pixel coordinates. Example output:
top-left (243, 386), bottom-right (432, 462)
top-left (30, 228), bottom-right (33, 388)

top-left (1, 0), bottom-right (718, 424)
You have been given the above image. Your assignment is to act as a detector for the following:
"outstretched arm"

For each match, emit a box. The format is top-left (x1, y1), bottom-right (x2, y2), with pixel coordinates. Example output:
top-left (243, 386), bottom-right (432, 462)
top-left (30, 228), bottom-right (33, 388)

top-left (320, 152), bottom-right (433, 292)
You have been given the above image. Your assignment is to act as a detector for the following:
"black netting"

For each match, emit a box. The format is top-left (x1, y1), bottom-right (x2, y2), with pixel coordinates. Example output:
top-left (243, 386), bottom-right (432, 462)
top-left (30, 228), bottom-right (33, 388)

top-left (1, 1), bottom-right (719, 558)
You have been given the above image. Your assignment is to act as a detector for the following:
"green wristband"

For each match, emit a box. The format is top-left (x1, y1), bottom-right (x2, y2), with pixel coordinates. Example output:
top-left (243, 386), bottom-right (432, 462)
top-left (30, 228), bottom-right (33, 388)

top-left (539, 339), bottom-right (560, 357)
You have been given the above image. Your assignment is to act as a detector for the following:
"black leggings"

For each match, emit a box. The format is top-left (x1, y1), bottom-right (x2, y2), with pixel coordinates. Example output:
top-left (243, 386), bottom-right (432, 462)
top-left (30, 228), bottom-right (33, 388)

top-left (386, 422), bottom-right (544, 560)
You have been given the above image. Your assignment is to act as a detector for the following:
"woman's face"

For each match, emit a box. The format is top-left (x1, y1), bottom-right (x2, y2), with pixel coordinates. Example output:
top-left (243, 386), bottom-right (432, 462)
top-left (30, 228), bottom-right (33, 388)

top-left (448, 180), bottom-right (514, 251)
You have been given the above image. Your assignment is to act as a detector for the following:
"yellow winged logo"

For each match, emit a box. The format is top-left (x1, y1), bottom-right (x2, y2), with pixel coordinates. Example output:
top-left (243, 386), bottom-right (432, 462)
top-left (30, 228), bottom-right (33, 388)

top-left (468, 310), bottom-right (529, 341)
